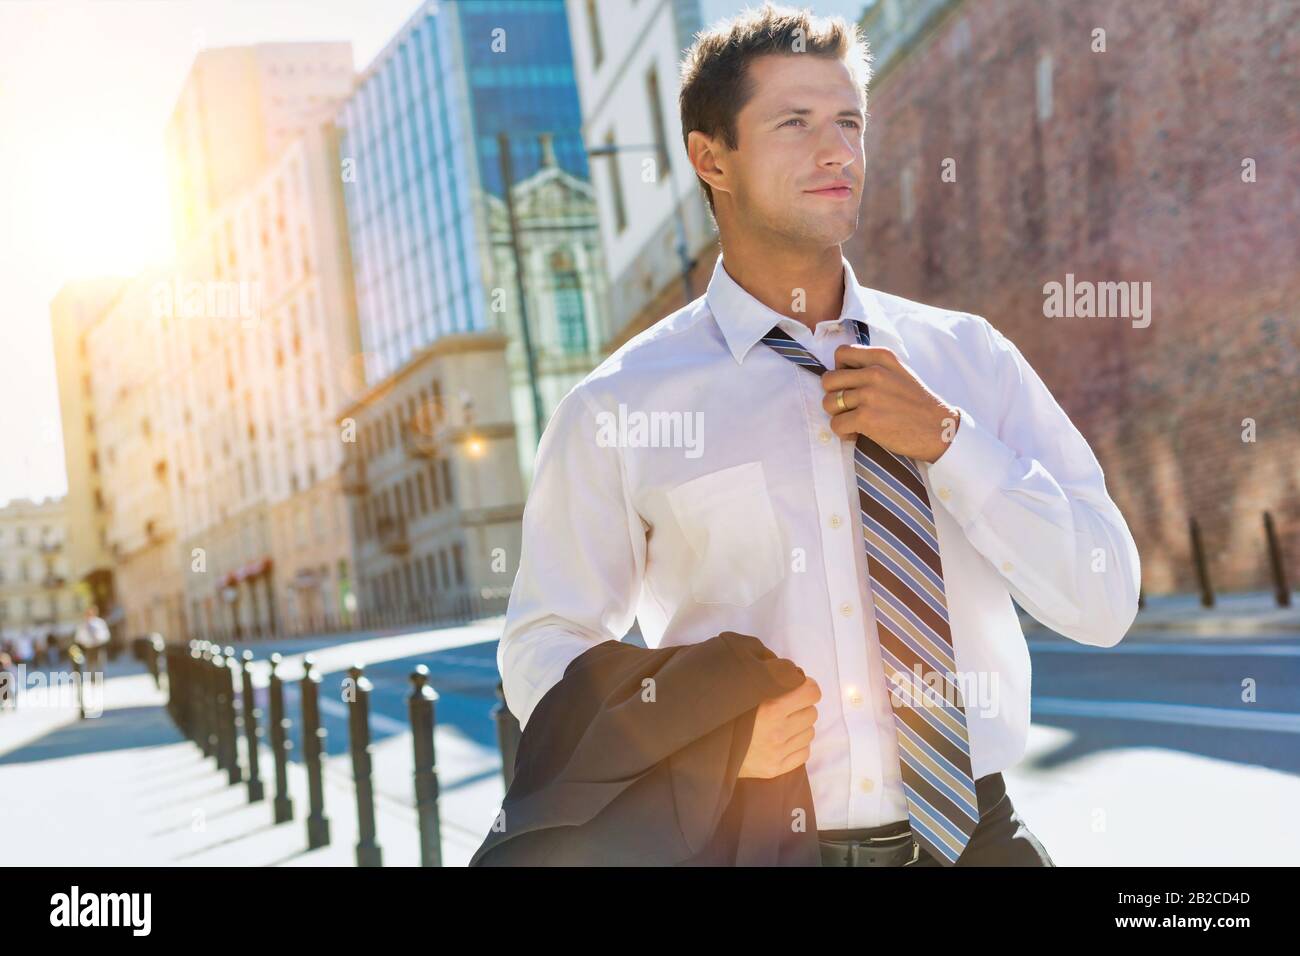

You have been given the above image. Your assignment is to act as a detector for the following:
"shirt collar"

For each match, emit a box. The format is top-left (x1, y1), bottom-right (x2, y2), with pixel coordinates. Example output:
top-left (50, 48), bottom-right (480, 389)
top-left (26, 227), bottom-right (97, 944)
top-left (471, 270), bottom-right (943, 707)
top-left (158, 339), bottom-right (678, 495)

top-left (706, 252), bottom-right (905, 365)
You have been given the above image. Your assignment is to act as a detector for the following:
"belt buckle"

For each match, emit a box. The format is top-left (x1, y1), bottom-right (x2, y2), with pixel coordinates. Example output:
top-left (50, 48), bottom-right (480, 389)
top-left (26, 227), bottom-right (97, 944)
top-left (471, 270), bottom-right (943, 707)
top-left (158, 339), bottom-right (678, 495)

top-left (845, 832), bottom-right (917, 867)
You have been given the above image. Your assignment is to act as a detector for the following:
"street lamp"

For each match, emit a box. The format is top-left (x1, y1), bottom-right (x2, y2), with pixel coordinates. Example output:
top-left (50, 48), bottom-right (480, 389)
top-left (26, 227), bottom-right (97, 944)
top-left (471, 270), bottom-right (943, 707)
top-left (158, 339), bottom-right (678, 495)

top-left (585, 141), bottom-right (696, 306)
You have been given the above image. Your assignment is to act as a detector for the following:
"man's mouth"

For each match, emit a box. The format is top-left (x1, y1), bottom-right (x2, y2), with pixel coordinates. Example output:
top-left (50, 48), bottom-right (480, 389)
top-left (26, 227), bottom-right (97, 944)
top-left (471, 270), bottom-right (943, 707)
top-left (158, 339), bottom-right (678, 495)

top-left (805, 186), bottom-right (853, 199)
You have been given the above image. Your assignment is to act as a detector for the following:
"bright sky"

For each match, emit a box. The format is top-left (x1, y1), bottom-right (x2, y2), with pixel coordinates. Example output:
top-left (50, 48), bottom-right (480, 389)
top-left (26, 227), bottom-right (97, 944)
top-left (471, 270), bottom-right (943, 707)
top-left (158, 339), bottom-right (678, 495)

top-left (0, 0), bottom-right (419, 509)
top-left (0, 0), bottom-right (871, 510)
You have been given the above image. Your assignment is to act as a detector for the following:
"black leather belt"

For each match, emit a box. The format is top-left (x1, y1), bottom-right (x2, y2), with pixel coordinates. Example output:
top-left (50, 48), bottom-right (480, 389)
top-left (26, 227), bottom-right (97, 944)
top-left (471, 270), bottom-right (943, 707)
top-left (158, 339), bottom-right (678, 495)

top-left (819, 828), bottom-right (921, 867)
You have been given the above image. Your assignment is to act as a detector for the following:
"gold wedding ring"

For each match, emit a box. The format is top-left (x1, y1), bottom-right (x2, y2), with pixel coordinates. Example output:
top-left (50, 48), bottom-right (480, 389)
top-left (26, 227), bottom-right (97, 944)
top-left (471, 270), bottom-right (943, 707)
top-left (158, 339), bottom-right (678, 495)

top-left (836, 388), bottom-right (847, 412)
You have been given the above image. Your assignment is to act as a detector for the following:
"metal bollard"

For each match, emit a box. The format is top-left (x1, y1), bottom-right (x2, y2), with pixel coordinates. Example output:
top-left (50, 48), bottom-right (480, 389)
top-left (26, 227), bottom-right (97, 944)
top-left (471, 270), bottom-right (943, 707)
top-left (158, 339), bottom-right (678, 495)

top-left (191, 642), bottom-right (209, 749)
top-left (69, 645), bottom-right (87, 720)
top-left (222, 647), bottom-right (243, 785)
top-left (185, 642), bottom-right (199, 744)
top-left (147, 633), bottom-right (164, 690)
top-left (164, 643), bottom-right (181, 728)
top-left (408, 665), bottom-right (442, 866)
top-left (347, 664), bottom-right (383, 867)
top-left (1189, 517), bottom-right (1215, 608)
top-left (175, 642), bottom-right (190, 731)
top-left (1264, 511), bottom-right (1292, 607)
top-left (301, 656), bottom-right (331, 849)
top-left (209, 646), bottom-right (227, 766)
top-left (240, 651), bottom-right (265, 803)
top-left (268, 654), bottom-right (294, 823)
top-left (185, 642), bottom-right (199, 735)
top-left (492, 680), bottom-right (521, 791)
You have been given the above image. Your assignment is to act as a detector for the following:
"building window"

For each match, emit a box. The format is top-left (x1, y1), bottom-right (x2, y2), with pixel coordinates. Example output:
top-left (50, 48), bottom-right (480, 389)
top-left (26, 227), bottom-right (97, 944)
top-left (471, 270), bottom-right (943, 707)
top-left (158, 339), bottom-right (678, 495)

top-left (646, 66), bottom-right (669, 184)
top-left (552, 262), bottom-right (587, 354)
top-left (603, 131), bottom-right (627, 233)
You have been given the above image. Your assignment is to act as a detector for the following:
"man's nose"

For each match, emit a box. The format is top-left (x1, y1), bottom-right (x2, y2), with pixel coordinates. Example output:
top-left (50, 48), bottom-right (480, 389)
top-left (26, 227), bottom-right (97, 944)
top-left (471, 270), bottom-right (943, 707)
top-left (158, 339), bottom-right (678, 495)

top-left (815, 129), bottom-right (857, 171)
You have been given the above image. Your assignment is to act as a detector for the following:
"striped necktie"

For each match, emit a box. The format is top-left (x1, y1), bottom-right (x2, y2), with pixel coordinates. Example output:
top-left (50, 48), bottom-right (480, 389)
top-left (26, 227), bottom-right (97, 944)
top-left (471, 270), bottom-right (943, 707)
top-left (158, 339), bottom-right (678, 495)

top-left (761, 317), bottom-right (980, 866)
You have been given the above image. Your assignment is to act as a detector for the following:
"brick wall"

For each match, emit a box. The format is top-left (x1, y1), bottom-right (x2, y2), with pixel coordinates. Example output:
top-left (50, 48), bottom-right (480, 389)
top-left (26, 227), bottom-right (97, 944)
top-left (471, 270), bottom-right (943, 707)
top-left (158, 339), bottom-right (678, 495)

top-left (846, 0), bottom-right (1300, 594)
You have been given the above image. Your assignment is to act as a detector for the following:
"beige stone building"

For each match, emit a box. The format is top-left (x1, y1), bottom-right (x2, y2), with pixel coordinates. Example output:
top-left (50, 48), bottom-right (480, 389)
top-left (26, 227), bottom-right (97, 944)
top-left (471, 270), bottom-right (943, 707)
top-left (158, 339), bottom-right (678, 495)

top-left (169, 118), bottom-right (363, 639)
top-left (81, 268), bottom-right (187, 642)
top-left (166, 43), bottom-right (354, 245)
top-left (337, 332), bottom-right (523, 624)
top-left (49, 277), bottom-right (125, 617)
top-left (0, 497), bottom-right (80, 645)
top-left (50, 44), bottom-right (363, 643)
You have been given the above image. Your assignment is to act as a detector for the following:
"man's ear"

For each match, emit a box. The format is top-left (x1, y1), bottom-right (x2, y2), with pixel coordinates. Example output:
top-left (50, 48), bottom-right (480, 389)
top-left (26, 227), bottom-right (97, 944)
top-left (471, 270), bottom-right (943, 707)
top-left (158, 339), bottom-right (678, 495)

top-left (687, 129), bottom-right (729, 202)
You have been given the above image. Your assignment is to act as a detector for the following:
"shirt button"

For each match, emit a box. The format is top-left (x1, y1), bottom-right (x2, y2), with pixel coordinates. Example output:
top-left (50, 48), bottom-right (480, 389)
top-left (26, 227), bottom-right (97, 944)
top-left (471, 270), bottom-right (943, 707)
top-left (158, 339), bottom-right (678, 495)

top-left (937, 487), bottom-right (952, 500)
top-left (1001, 561), bottom-right (1014, 572)
top-left (847, 690), bottom-right (864, 708)
top-left (819, 429), bottom-right (832, 444)
top-left (860, 777), bottom-right (875, 793)
top-left (840, 602), bottom-right (852, 617)
top-left (829, 514), bottom-right (842, 530)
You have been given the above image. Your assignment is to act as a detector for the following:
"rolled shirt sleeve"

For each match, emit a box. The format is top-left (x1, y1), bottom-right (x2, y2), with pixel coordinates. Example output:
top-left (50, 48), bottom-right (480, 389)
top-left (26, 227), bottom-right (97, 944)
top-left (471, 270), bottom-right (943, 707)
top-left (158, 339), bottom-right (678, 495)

top-left (922, 318), bottom-right (1141, 647)
top-left (498, 384), bottom-right (647, 729)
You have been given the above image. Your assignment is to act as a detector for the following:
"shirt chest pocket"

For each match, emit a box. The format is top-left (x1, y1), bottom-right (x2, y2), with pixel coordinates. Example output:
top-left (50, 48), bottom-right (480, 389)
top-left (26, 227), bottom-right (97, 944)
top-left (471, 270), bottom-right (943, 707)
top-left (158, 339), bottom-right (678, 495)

top-left (666, 461), bottom-right (787, 607)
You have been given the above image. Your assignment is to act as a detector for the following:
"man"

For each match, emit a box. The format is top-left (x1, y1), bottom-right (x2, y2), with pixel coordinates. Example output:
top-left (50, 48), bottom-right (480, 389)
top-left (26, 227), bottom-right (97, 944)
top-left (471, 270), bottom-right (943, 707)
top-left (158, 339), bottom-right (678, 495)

top-left (499, 3), bottom-right (1140, 866)
top-left (74, 604), bottom-right (111, 674)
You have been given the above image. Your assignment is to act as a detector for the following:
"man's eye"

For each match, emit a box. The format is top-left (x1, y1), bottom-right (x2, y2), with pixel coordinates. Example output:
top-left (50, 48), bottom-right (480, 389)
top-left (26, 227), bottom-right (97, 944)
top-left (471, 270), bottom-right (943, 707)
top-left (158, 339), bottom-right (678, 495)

top-left (781, 117), bottom-right (860, 129)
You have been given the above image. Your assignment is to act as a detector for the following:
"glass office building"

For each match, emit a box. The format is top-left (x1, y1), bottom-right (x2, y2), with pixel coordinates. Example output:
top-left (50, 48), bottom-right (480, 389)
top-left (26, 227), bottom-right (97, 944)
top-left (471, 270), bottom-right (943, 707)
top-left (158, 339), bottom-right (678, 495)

top-left (337, 0), bottom-right (590, 386)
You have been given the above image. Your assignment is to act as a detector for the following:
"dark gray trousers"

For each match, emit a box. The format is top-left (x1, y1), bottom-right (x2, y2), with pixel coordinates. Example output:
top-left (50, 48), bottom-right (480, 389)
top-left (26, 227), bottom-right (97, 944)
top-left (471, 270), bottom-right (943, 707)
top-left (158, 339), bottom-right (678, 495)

top-left (820, 772), bottom-right (1056, 867)
top-left (913, 772), bottom-right (1055, 867)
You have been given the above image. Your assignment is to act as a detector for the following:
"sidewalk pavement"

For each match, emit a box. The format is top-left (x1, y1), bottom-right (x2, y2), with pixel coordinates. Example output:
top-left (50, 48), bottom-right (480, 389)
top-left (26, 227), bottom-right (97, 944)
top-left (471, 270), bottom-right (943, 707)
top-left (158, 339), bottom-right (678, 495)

top-left (1019, 589), bottom-right (1300, 639)
top-left (0, 623), bottom-right (506, 867)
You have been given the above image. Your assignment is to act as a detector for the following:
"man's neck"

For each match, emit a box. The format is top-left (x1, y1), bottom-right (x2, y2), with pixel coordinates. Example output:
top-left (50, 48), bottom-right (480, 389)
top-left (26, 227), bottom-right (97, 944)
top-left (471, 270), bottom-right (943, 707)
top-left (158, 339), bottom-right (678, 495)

top-left (718, 237), bottom-right (846, 333)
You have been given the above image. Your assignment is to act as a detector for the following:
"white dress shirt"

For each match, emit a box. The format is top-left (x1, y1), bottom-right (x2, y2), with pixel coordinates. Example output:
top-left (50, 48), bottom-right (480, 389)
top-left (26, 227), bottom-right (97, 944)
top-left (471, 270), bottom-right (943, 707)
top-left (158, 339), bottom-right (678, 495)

top-left (499, 253), bottom-right (1140, 830)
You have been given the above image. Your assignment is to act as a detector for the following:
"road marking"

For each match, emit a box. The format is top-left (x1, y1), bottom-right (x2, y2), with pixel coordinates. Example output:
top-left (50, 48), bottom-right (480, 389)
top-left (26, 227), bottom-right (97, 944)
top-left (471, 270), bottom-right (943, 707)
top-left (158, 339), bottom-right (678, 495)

top-left (1033, 697), bottom-right (1300, 733)
top-left (239, 618), bottom-right (505, 686)
top-left (1028, 641), bottom-right (1300, 657)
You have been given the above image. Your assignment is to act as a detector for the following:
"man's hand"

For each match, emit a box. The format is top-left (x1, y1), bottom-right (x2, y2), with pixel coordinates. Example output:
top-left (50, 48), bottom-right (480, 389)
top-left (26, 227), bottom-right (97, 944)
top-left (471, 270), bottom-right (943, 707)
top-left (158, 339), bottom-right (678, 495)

top-left (738, 675), bottom-right (821, 779)
top-left (820, 344), bottom-right (961, 463)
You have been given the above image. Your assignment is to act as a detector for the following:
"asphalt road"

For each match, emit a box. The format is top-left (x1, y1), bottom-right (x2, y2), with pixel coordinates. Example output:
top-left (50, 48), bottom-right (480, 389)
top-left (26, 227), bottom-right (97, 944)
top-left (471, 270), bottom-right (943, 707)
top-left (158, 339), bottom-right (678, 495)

top-left (128, 623), bottom-right (1300, 864)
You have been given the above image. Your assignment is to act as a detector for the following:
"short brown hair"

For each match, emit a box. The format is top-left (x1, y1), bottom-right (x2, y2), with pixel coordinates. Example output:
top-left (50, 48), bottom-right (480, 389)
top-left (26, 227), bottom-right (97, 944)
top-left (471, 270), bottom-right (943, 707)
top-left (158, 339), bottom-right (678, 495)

top-left (678, 2), bottom-right (873, 217)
